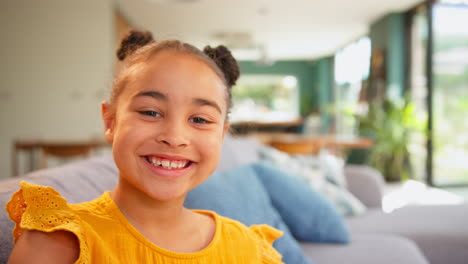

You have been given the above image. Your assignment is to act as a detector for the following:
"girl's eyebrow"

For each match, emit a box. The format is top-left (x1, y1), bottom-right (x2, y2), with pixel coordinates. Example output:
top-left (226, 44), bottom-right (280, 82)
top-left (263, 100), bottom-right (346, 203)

top-left (193, 98), bottom-right (222, 114)
top-left (134, 90), bottom-right (167, 101)
top-left (133, 90), bottom-right (222, 114)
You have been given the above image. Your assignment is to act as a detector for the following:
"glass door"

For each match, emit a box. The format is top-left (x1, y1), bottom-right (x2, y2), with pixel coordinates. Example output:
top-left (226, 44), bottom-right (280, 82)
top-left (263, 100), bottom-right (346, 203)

top-left (408, 5), bottom-right (429, 182)
top-left (432, 3), bottom-right (468, 186)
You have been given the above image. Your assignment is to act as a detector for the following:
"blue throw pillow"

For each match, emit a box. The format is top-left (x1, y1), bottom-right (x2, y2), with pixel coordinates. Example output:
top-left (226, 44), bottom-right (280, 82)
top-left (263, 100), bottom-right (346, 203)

top-left (252, 163), bottom-right (350, 243)
top-left (185, 164), bottom-right (312, 264)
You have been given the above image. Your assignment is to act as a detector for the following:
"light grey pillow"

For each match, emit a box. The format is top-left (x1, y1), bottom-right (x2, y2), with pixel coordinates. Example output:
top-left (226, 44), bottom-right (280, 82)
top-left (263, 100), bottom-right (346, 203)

top-left (216, 134), bottom-right (261, 173)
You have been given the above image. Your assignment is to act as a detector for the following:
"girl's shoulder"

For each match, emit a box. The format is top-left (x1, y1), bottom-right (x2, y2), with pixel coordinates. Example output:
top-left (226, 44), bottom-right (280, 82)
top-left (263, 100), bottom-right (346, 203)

top-left (199, 211), bottom-right (284, 263)
top-left (7, 181), bottom-right (81, 242)
top-left (210, 211), bottom-right (283, 241)
top-left (6, 181), bottom-right (112, 263)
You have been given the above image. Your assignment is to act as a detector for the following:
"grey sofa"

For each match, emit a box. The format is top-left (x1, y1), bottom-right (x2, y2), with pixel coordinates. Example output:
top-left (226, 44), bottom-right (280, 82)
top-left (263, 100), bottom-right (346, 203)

top-left (0, 136), bottom-right (467, 264)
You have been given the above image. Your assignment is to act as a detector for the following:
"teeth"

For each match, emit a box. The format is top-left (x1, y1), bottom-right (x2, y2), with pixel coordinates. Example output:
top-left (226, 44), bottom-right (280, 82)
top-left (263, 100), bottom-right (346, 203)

top-left (147, 156), bottom-right (188, 170)
top-left (178, 161), bottom-right (186, 168)
top-left (161, 160), bottom-right (170, 168)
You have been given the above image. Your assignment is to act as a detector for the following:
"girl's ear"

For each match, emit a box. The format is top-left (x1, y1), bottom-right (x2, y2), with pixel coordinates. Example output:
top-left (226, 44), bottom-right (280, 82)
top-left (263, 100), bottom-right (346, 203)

top-left (223, 121), bottom-right (230, 137)
top-left (101, 101), bottom-right (115, 143)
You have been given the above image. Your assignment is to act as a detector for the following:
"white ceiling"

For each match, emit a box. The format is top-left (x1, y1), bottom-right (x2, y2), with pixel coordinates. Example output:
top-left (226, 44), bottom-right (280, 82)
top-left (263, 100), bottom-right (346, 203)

top-left (116, 0), bottom-right (422, 61)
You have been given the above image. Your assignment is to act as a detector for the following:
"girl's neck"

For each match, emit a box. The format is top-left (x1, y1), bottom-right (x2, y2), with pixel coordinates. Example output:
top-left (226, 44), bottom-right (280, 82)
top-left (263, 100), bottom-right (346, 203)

top-left (110, 177), bottom-right (188, 231)
top-left (109, 177), bottom-right (215, 252)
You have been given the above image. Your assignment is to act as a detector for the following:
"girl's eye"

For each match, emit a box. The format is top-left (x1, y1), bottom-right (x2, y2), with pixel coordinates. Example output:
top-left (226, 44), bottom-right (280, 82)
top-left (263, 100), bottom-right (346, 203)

top-left (138, 110), bottom-right (161, 118)
top-left (190, 117), bottom-right (211, 124)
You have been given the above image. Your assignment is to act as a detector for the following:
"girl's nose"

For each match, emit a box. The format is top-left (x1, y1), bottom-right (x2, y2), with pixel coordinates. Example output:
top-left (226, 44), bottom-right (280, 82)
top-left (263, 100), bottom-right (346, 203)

top-left (156, 120), bottom-right (189, 148)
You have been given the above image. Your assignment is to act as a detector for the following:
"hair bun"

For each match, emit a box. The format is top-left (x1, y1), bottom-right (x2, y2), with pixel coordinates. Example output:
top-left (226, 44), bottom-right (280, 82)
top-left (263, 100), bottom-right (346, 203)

top-left (117, 30), bottom-right (155, 61)
top-left (203, 45), bottom-right (240, 87)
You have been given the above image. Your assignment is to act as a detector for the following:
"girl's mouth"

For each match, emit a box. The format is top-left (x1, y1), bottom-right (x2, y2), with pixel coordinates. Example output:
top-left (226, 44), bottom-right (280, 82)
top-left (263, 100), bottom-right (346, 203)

top-left (144, 156), bottom-right (192, 170)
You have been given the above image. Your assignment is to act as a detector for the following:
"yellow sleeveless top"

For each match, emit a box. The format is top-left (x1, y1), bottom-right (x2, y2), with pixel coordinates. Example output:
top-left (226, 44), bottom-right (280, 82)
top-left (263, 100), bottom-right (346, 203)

top-left (6, 181), bottom-right (284, 263)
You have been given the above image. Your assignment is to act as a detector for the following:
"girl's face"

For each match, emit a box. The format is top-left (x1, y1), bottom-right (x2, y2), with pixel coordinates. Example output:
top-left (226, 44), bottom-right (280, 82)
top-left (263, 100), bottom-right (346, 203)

top-left (102, 51), bottom-right (229, 202)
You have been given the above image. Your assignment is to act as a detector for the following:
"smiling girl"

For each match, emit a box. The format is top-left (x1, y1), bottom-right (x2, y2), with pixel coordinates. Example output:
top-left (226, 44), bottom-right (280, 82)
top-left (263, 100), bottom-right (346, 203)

top-left (6, 31), bottom-right (283, 263)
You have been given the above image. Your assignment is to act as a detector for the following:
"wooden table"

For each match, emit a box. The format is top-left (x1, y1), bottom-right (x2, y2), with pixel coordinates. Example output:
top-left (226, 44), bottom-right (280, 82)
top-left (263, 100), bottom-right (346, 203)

top-left (251, 132), bottom-right (373, 155)
top-left (12, 140), bottom-right (109, 177)
top-left (230, 119), bottom-right (304, 134)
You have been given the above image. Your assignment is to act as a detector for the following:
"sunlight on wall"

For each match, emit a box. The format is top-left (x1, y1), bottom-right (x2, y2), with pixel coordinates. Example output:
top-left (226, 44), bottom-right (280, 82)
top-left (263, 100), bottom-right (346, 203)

top-left (333, 37), bottom-right (371, 136)
top-left (334, 37), bottom-right (371, 85)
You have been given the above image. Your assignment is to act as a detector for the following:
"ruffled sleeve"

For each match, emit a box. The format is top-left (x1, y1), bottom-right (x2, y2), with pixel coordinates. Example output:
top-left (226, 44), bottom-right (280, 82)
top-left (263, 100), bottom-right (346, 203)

top-left (250, 224), bottom-right (284, 264)
top-left (6, 181), bottom-right (89, 263)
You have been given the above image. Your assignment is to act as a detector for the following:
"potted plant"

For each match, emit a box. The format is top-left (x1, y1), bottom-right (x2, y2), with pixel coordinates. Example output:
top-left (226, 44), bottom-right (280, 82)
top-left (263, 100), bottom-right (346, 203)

top-left (354, 96), bottom-right (425, 182)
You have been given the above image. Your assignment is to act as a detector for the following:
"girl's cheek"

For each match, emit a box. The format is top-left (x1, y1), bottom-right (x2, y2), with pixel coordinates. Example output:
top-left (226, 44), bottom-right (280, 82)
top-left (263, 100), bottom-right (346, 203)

top-left (199, 133), bottom-right (224, 149)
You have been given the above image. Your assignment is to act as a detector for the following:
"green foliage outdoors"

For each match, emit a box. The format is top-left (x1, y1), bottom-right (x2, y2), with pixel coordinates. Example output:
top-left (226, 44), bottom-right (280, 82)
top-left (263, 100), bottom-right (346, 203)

top-left (435, 69), bottom-right (468, 88)
top-left (232, 83), bottom-right (277, 107)
top-left (232, 80), bottom-right (293, 111)
top-left (434, 35), bottom-right (468, 53)
top-left (432, 70), bottom-right (468, 183)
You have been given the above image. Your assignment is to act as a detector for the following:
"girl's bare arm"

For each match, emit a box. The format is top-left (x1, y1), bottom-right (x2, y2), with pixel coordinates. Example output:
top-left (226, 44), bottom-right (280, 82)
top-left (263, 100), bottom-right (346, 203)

top-left (8, 230), bottom-right (79, 264)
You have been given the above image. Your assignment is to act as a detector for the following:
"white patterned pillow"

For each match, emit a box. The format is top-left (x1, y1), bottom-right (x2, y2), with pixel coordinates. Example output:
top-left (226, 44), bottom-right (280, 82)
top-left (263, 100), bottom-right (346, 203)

top-left (259, 145), bottom-right (366, 216)
top-left (318, 149), bottom-right (347, 187)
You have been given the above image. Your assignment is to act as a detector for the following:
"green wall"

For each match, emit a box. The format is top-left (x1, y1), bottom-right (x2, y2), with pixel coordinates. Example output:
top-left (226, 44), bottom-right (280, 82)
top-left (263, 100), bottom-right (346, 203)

top-left (348, 12), bottom-right (407, 165)
top-left (238, 61), bottom-right (319, 116)
top-left (388, 13), bottom-right (405, 99)
top-left (369, 12), bottom-right (406, 99)
top-left (370, 15), bottom-right (389, 49)
top-left (317, 57), bottom-right (334, 132)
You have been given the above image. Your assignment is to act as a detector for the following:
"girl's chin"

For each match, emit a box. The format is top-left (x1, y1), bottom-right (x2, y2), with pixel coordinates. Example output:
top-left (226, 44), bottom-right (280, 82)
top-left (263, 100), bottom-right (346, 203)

top-left (117, 176), bottom-right (188, 203)
top-left (141, 185), bottom-right (188, 203)
top-left (147, 194), bottom-right (186, 203)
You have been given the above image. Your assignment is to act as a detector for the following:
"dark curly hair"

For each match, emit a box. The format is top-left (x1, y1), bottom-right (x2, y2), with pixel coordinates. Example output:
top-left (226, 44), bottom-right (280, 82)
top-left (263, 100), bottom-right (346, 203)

top-left (116, 30), bottom-right (155, 61)
top-left (112, 30), bottom-right (240, 114)
top-left (203, 45), bottom-right (240, 87)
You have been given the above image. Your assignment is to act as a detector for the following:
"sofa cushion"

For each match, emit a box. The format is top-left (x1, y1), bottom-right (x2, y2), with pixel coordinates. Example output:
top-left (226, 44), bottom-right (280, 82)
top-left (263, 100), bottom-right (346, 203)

top-left (259, 145), bottom-right (366, 216)
top-left (252, 163), bottom-right (350, 244)
top-left (347, 205), bottom-right (468, 264)
top-left (300, 234), bottom-right (429, 264)
top-left (185, 164), bottom-right (312, 264)
top-left (343, 165), bottom-right (384, 208)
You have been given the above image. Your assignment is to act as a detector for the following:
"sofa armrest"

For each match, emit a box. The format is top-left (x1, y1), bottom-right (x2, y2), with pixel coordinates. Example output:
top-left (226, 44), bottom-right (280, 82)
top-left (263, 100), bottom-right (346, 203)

top-left (344, 165), bottom-right (385, 209)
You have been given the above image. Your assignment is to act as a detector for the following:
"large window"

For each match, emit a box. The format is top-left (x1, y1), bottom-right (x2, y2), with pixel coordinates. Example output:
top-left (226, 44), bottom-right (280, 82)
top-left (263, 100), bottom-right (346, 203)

top-left (229, 75), bottom-right (299, 123)
top-left (409, 1), bottom-right (468, 186)
top-left (333, 37), bottom-right (371, 136)
top-left (432, 3), bottom-right (468, 185)
top-left (408, 5), bottom-right (429, 182)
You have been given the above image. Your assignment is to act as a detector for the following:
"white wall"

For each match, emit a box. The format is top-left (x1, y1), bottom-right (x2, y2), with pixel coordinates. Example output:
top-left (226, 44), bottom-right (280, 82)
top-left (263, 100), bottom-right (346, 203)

top-left (0, 0), bottom-right (114, 178)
